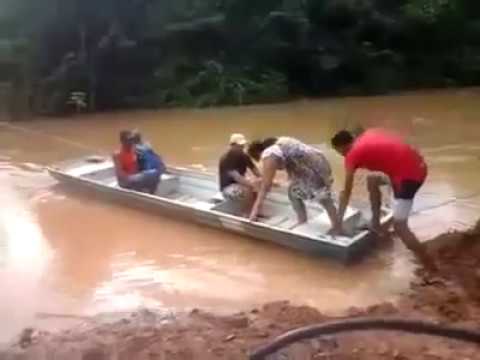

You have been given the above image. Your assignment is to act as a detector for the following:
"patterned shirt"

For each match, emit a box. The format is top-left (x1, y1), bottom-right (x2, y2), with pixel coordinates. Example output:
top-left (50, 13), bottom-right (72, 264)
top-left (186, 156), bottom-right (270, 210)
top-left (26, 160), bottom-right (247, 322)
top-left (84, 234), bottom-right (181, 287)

top-left (262, 137), bottom-right (333, 198)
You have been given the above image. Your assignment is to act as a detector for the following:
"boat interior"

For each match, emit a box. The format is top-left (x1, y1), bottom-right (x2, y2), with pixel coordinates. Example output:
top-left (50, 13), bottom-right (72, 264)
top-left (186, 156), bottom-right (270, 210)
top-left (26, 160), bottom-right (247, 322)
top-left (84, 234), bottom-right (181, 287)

top-left (65, 159), bottom-right (372, 238)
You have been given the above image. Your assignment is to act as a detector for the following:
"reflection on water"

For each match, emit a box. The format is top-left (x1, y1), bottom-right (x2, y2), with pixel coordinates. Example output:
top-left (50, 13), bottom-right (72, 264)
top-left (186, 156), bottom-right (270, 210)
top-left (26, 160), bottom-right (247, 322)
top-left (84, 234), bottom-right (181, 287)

top-left (1, 88), bottom-right (480, 340)
top-left (0, 167), bottom-right (54, 341)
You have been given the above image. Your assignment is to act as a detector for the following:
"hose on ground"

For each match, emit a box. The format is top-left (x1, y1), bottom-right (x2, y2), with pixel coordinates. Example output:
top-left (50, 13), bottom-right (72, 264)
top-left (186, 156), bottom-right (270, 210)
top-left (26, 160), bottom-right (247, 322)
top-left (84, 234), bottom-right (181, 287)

top-left (249, 317), bottom-right (480, 360)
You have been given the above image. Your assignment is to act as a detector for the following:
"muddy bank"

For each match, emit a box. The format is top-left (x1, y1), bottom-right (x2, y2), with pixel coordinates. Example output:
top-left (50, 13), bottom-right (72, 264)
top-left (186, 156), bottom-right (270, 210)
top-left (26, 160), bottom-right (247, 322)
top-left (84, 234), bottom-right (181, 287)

top-left (3, 223), bottom-right (480, 360)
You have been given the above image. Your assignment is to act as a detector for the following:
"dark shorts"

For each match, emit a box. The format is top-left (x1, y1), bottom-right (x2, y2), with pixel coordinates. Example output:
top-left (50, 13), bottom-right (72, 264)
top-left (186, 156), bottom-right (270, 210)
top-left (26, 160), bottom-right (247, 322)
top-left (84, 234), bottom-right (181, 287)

top-left (394, 179), bottom-right (424, 200)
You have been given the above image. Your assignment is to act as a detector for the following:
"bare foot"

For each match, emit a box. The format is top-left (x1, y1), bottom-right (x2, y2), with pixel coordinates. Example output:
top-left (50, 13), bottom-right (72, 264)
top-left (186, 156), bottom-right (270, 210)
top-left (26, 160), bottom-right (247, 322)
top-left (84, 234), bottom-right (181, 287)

top-left (367, 224), bottom-right (389, 239)
top-left (328, 227), bottom-right (348, 237)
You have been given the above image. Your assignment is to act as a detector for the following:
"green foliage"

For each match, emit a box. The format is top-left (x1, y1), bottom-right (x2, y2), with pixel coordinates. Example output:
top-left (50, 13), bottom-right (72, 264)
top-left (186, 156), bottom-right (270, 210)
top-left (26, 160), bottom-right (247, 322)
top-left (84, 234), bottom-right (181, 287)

top-left (306, 0), bottom-right (372, 30)
top-left (151, 61), bottom-right (288, 108)
top-left (225, 0), bottom-right (283, 27)
top-left (403, 0), bottom-right (458, 23)
top-left (3, 0), bottom-right (480, 112)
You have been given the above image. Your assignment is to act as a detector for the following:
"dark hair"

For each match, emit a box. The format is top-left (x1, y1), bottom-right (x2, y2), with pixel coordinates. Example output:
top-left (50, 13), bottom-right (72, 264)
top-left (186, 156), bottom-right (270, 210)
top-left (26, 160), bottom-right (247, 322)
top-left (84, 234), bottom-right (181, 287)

top-left (331, 130), bottom-right (354, 148)
top-left (119, 130), bottom-right (133, 144)
top-left (247, 137), bottom-right (278, 161)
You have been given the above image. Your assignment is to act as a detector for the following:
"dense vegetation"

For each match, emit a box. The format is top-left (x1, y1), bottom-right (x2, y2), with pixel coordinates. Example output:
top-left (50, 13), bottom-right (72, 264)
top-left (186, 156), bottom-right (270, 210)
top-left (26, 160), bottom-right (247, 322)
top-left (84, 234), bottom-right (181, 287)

top-left (2, 0), bottom-right (480, 113)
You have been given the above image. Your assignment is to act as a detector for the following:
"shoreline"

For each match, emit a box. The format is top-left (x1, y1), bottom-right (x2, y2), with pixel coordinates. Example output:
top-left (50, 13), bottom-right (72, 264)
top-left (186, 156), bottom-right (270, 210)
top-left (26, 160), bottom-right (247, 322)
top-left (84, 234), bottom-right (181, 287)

top-left (7, 86), bottom-right (480, 123)
top-left (2, 221), bottom-right (480, 359)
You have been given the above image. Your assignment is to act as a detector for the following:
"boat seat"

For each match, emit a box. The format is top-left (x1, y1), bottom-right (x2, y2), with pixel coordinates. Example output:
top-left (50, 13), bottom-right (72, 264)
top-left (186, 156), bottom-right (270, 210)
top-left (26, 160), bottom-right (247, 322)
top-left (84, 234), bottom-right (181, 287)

top-left (161, 173), bottom-right (177, 181)
top-left (175, 194), bottom-right (216, 211)
top-left (189, 200), bottom-right (215, 211)
top-left (108, 179), bottom-right (119, 187)
top-left (156, 173), bottom-right (179, 196)
top-left (211, 192), bottom-right (224, 203)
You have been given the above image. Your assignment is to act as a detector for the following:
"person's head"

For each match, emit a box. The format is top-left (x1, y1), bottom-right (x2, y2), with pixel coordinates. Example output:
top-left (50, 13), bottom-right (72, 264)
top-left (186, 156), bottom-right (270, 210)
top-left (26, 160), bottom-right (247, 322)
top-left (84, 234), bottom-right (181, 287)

top-left (131, 129), bottom-right (142, 145)
top-left (229, 133), bottom-right (247, 151)
top-left (119, 130), bottom-right (134, 149)
top-left (247, 137), bottom-right (277, 161)
top-left (331, 130), bottom-right (354, 156)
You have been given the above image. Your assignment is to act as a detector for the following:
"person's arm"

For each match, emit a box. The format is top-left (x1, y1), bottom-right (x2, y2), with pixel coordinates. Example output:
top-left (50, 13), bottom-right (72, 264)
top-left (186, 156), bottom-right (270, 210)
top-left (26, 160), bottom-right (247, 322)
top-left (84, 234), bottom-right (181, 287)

top-left (246, 156), bottom-right (261, 178)
top-left (112, 153), bottom-right (126, 180)
top-left (250, 164), bottom-right (261, 178)
top-left (228, 170), bottom-right (253, 188)
top-left (337, 169), bottom-right (355, 224)
top-left (249, 157), bottom-right (277, 221)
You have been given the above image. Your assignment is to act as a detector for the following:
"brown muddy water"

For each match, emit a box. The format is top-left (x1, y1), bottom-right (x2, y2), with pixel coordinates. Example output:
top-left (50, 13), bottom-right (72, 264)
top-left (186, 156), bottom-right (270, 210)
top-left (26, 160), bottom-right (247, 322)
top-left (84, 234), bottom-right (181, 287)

top-left (1, 88), bottom-right (480, 341)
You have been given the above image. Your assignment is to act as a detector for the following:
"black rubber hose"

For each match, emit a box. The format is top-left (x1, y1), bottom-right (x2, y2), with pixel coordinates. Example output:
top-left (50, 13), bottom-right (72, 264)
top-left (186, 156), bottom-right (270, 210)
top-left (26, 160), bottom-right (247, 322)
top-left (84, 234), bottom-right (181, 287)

top-left (249, 317), bottom-right (480, 360)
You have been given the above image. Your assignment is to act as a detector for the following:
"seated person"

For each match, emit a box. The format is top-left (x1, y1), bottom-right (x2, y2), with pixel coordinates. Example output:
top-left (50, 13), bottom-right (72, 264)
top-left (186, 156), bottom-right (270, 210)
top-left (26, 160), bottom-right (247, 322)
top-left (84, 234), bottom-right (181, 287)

top-left (131, 129), bottom-right (166, 174)
top-left (112, 130), bottom-right (160, 194)
top-left (219, 134), bottom-right (261, 216)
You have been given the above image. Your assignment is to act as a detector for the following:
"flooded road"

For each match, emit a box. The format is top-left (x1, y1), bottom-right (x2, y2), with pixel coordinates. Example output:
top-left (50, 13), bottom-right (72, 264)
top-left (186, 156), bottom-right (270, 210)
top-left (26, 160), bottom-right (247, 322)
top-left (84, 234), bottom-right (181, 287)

top-left (1, 88), bottom-right (480, 341)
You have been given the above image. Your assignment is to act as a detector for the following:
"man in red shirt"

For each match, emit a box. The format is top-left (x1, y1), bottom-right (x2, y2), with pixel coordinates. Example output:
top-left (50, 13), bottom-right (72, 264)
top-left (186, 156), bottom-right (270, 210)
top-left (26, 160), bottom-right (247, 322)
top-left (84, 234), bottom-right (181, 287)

top-left (331, 129), bottom-right (435, 271)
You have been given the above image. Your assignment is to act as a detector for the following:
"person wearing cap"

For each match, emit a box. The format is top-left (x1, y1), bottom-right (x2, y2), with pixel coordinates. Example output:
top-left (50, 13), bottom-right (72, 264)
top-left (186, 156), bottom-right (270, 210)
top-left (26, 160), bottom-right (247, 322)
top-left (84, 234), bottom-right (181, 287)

top-left (112, 130), bottom-right (160, 194)
top-left (219, 134), bottom-right (261, 216)
top-left (247, 137), bottom-right (341, 232)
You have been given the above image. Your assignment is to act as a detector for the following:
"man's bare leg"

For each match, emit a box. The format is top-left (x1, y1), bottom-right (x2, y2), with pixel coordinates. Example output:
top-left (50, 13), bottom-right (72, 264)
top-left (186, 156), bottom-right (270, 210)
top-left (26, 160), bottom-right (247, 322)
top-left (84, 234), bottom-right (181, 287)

top-left (320, 197), bottom-right (342, 234)
top-left (289, 197), bottom-right (308, 229)
top-left (367, 175), bottom-right (383, 233)
top-left (394, 220), bottom-right (437, 272)
top-left (287, 184), bottom-right (308, 229)
top-left (241, 189), bottom-right (256, 217)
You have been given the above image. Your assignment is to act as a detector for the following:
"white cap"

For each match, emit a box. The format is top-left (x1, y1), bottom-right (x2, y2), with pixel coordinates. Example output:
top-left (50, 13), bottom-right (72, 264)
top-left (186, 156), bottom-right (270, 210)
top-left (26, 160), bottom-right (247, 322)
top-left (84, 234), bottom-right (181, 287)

top-left (229, 133), bottom-right (247, 145)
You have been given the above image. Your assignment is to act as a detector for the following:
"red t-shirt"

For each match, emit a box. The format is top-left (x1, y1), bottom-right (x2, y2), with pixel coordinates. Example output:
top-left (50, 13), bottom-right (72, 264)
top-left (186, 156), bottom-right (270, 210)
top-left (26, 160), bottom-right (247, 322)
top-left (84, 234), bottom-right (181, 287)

top-left (118, 148), bottom-right (138, 175)
top-left (345, 129), bottom-right (427, 188)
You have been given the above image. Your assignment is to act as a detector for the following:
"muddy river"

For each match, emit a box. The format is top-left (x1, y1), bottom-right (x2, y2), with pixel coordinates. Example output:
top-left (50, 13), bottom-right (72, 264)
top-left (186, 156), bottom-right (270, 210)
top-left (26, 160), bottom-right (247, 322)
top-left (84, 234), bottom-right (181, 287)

top-left (1, 88), bottom-right (480, 341)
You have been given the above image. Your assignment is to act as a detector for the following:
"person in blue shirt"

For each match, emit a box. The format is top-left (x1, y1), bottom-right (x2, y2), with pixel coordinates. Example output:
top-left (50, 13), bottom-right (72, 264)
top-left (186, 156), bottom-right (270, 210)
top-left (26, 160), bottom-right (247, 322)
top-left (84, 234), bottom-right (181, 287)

top-left (131, 130), bottom-right (165, 193)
